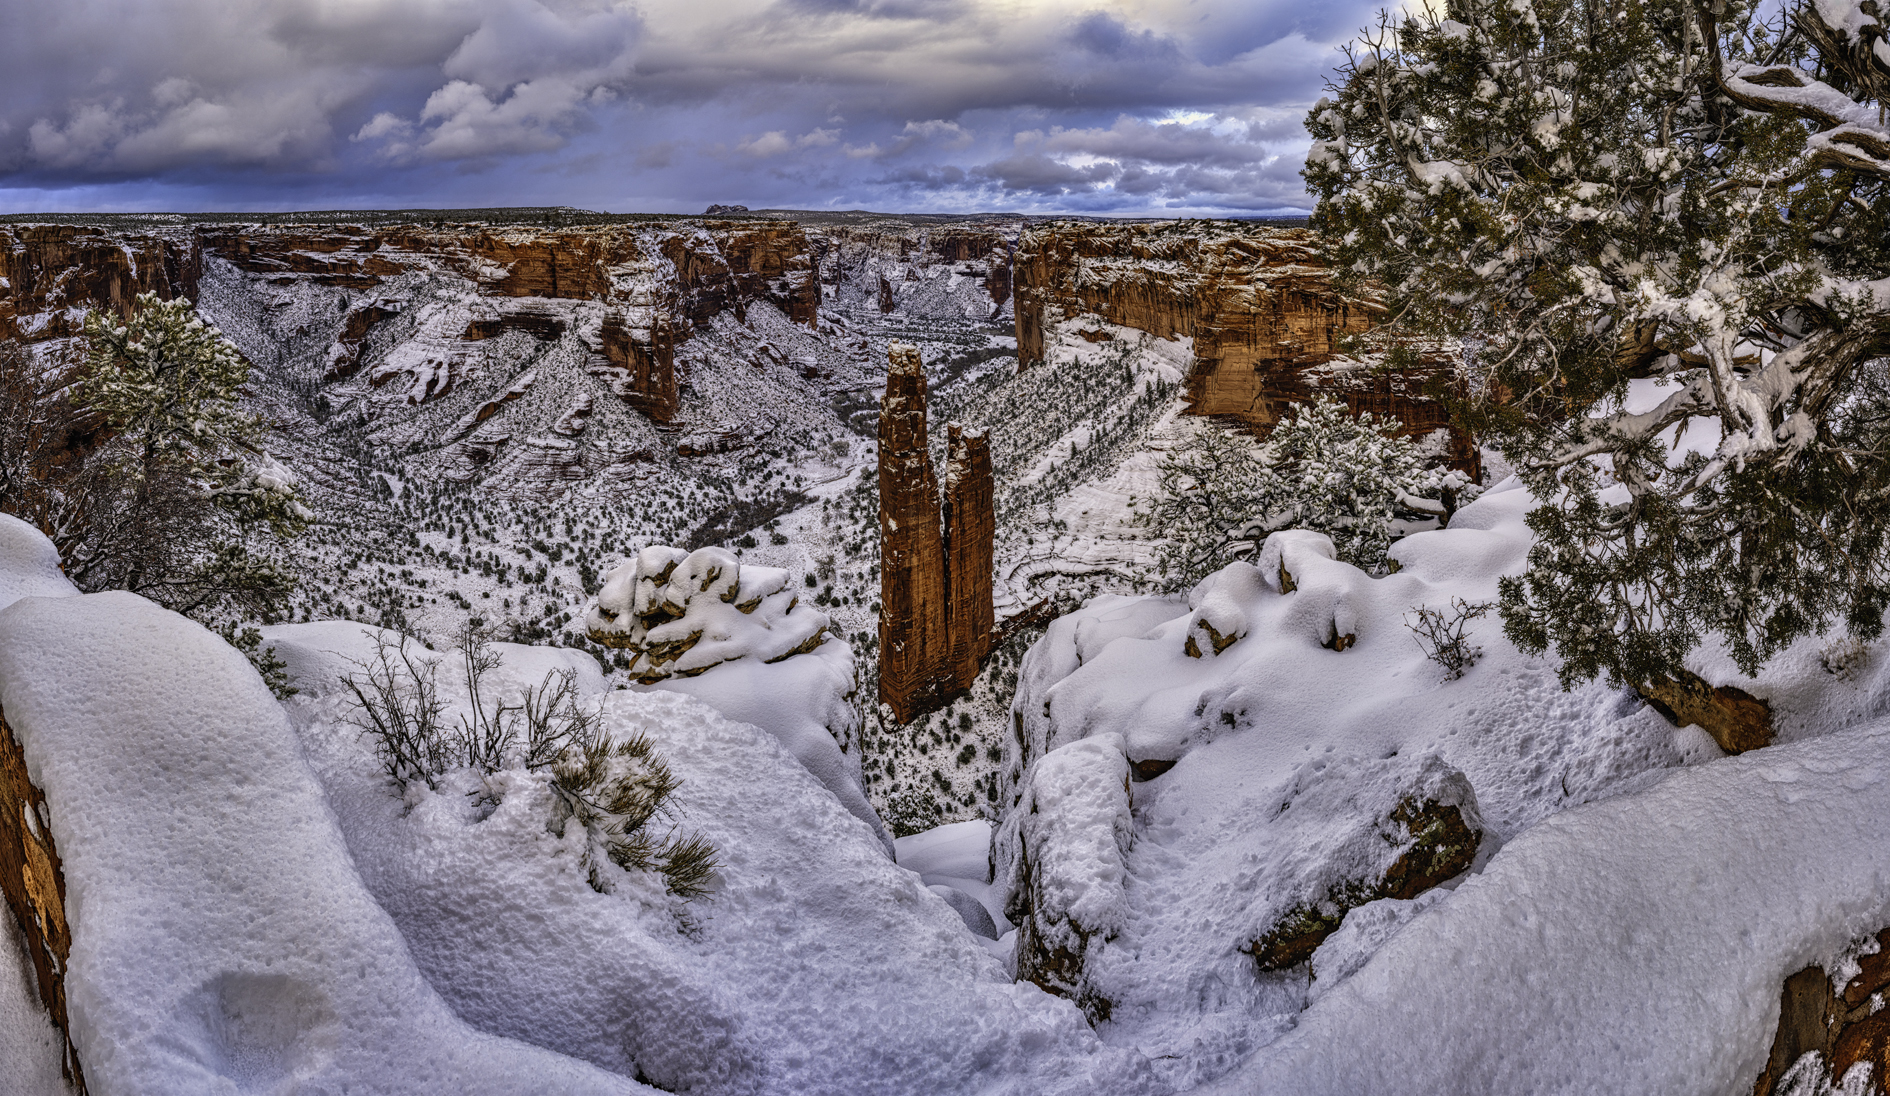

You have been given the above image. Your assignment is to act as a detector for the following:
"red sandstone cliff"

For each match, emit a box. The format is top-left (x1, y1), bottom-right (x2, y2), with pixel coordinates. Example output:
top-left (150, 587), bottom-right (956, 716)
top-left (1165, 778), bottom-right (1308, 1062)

top-left (1012, 222), bottom-right (1477, 473)
top-left (0, 224), bottom-right (199, 341)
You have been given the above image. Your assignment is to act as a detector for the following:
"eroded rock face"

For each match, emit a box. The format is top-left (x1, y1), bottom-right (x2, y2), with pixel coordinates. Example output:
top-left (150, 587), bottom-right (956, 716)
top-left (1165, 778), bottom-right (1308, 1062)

top-left (0, 224), bottom-right (199, 341)
top-left (0, 707), bottom-right (84, 1091)
top-left (1753, 927), bottom-right (1890, 1096)
top-left (1012, 221), bottom-right (1478, 474)
top-left (813, 224), bottom-right (1014, 318)
top-left (1244, 753), bottom-right (1484, 973)
top-left (585, 545), bottom-right (829, 682)
top-left (876, 345), bottom-right (998, 722)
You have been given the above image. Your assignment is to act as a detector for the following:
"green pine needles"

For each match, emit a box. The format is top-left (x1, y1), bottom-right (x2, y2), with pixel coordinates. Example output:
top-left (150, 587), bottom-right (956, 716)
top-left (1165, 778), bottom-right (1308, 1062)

top-left (1310, 0), bottom-right (1890, 691)
top-left (2, 293), bottom-right (307, 630)
top-left (343, 623), bottom-right (719, 902)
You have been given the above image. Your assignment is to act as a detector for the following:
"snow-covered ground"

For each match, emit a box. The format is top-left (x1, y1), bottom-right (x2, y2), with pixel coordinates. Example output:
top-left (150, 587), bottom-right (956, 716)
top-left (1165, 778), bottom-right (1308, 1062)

top-left (988, 479), bottom-right (1890, 1093)
top-left (7, 455), bottom-right (1890, 1093)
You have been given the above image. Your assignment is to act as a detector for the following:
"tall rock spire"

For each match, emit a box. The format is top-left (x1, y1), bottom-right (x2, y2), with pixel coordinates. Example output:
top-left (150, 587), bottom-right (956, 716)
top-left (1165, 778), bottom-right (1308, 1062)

top-left (944, 423), bottom-right (995, 692)
top-left (878, 342), bottom-right (949, 722)
top-left (877, 344), bottom-right (998, 722)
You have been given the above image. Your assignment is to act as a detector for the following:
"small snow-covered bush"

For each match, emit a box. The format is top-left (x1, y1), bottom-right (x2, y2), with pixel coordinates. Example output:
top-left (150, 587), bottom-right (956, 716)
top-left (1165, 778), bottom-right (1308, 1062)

top-left (1820, 636), bottom-right (1872, 683)
top-left (342, 623), bottom-right (717, 898)
top-left (1146, 397), bottom-right (1470, 588)
top-left (1406, 598), bottom-right (1493, 682)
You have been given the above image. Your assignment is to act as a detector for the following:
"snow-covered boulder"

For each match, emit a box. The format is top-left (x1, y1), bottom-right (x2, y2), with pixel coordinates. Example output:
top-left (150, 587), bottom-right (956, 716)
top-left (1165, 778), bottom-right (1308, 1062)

top-left (585, 547), bottom-right (828, 683)
top-left (1183, 563), bottom-right (1266, 658)
top-left (1243, 752), bottom-right (1484, 972)
top-left (1210, 718), bottom-right (1890, 1096)
top-left (582, 546), bottom-right (887, 853)
top-left (996, 733), bottom-right (1133, 1021)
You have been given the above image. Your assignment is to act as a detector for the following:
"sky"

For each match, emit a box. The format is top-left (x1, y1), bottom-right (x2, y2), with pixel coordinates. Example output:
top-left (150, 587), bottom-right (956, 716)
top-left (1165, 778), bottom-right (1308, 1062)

top-left (0, 0), bottom-right (1392, 217)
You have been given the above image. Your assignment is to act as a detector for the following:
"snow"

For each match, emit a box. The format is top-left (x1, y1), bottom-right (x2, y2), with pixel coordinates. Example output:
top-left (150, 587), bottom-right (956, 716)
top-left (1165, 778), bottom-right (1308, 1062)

top-left (0, 918), bottom-right (71, 1096)
top-left (649, 638), bottom-right (893, 855)
top-left (586, 546), bottom-right (831, 680)
top-left (993, 476), bottom-right (1890, 1089)
top-left (0, 514), bottom-right (1152, 1095)
top-left (0, 592), bottom-right (648, 1096)
top-left (896, 821), bottom-right (1012, 945)
top-left (0, 514), bottom-right (78, 611)
top-left (0, 514), bottom-right (76, 1095)
top-left (1209, 716), bottom-right (1890, 1096)
top-left (260, 622), bottom-right (1154, 1096)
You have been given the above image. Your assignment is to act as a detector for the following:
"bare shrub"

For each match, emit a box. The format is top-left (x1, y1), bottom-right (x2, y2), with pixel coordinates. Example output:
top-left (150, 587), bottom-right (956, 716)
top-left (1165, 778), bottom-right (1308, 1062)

top-left (341, 632), bottom-right (450, 790)
top-left (1406, 598), bottom-right (1494, 682)
top-left (341, 624), bottom-right (717, 899)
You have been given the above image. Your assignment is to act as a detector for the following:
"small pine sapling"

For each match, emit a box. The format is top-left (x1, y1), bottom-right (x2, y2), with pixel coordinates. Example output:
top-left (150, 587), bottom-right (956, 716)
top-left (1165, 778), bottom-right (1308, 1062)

top-left (221, 624), bottom-right (298, 701)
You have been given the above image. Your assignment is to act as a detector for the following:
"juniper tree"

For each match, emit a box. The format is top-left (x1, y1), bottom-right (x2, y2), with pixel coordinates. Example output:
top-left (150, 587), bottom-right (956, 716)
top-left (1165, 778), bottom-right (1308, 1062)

top-left (1146, 397), bottom-right (1465, 587)
top-left (1307, 0), bottom-right (1890, 723)
top-left (0, 293), bottom-right (307, 622)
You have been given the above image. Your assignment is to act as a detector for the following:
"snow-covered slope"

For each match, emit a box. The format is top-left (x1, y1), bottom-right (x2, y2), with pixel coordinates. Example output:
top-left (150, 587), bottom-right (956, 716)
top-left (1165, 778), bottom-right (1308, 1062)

top-left (1211, 715), bottom-right (1890, 1095)
top-left (0, 590), bottom-right (651, 1096)
top-left (0, 516), bottom-right (1152, 1095)
top-left (994, 480), bottom-right (1890, 1091)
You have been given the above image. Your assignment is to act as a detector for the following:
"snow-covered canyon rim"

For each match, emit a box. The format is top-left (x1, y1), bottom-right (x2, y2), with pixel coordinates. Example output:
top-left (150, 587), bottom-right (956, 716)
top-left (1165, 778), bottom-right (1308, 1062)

top-left (5, 204), bottom-right (1890, 1096)
top-left (5, 453), bottom-right (1890, 1094)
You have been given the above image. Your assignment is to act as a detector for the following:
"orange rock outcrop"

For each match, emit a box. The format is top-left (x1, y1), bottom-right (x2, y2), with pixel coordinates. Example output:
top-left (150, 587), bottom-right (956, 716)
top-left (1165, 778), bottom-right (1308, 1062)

top-left (0, 224), bottom-right (198, 340)
top-left (1013, 222), bottom-right (1478, 473)
top-left (877, 345), bottom-right (997, 722)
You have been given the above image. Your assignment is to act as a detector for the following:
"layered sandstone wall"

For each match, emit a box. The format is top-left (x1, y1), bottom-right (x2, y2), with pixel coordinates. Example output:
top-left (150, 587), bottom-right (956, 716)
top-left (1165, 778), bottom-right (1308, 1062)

top-left (1, 219), bottom-right (820, 424)
top-left (0, 224), bottom-right (199, 341)
top-left (1013, 222), bottom-right (1477, 472)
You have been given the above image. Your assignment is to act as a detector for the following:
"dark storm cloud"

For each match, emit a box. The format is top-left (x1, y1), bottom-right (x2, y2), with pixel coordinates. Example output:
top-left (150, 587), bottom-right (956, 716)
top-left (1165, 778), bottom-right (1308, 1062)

top-left (0, 0), bottom-right (1393, 214)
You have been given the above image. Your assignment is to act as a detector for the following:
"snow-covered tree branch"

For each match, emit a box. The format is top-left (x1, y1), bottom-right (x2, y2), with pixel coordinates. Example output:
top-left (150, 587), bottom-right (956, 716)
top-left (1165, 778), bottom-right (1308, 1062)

top-left (1309, 0), bottom-right (1890, 693)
